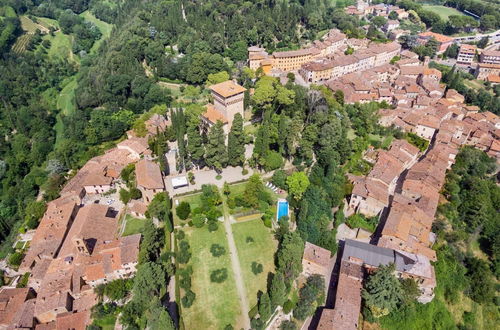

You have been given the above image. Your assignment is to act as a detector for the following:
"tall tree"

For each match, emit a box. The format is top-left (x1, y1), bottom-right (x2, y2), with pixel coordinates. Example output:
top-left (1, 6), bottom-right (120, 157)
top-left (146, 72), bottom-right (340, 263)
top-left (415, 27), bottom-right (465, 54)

top-left (227, 113), bottom-right (245, 166)
top-left (362, 264), bottom-right (403, 318)
top-left (270, 271), bottom-right (287, 307)
top-left (258, 292), bottom-right (272, 322)
top-left (186, 116), bottom-right (205, 167)
top-left (205, 121), bottom-right (227, 171)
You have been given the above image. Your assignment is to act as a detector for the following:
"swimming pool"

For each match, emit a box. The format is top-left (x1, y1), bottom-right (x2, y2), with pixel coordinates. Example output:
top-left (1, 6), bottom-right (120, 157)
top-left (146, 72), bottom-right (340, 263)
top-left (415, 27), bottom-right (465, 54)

top-left (276, 200), bottom-right (289, 221)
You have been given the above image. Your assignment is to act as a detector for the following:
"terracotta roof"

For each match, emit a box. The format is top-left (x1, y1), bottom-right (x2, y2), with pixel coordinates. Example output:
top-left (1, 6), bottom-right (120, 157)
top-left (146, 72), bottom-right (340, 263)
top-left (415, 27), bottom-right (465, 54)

top-left (477, 63), bottom-right (500, 69)
top-left (352, 177), bottom-right (389, 205)
top-left (117, 137), bottom-right (149, 155)
top-left (481, 49), bottom-right (500, 57)
top-left (135, 159), bottom-right (164, 190)
top-left (330, 260), bottom-right (363, 330)
top-left (57, 204), bottom-right (118, 258)
top-left (0, 288), bottom-right (34, 327)
top-left (273, 48), bottom-right (312, 58)
top-left (202, 104), bottom-right (228, 124)
top-left (303, 242), bottom-right (331, 268)
top-left (56, 310), bottom-right (90, 330)
top-left (486, 74), bottom-right (500, 83)
top-left (209, 80), bottom-right (246, 98)
top-left (418, 31), bottom-right (452, 43)
top-left (129, 201), bottom-right (148, 215)
top-left (317, 309), bottom-right (336, 330)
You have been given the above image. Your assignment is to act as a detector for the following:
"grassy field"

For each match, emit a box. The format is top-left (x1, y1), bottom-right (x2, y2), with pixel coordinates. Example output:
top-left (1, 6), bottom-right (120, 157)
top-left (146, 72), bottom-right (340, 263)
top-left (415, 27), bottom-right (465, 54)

top-left (54, 76), bottom-right (78, 147)
top-left (80, 11), bottom-right (113, 53)
top-left (57, 76), bottom-right (78, 115)
top-left (422, 5), bottom-right (465, 20)
top-left (181, 226), bottom-right (242, 329)
top-left (36, 16), bottom-right (59, 29)
top-left (42, 31), bottom-right (75, 60)
top-left (122, 215), bottom-right (145, 236)
top-left (232, 219), bottom-right (278, 308)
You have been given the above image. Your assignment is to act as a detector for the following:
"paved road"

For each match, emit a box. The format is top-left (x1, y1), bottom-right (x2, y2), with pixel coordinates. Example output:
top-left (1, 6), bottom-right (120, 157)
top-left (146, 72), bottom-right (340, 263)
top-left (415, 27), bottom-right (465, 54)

top-left (223, 202), bottom-right (251, 329)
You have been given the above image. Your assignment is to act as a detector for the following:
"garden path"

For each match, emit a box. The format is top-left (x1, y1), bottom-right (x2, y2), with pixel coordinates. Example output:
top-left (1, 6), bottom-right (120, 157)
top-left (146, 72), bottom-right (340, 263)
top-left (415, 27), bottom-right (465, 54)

top-left (223, 202), bottom-right (251, 329)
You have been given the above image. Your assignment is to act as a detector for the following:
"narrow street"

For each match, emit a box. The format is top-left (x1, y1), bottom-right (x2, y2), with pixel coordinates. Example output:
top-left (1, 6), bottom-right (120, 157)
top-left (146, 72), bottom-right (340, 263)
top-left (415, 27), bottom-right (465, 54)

top-left (222, 201), bottom-right (251, 329)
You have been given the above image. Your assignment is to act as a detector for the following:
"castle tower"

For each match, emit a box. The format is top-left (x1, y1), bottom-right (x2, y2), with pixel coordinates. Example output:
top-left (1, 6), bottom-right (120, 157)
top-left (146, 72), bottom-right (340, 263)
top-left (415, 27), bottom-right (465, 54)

top-left (201, 80), bottom-right (246, 133)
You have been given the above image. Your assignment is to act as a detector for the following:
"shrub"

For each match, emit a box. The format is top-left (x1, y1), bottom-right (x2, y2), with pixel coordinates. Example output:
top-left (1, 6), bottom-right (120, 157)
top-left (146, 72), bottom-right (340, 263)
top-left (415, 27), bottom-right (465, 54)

top-left (129, 187), bottom-right (142, 200)
top-left (264, 150), bottom-right (283, 171)
top-left (8, 252), bottom-right (23, 268)
top-left (242, 168), bottom-right (249, 175)
top-left (175, 230), bottom-right (185, 240)
top-left (179, 273), bottom-right (192, 290)
top-left (119, 188), bottom-right (131, 204)
top-left (227, 196), bottom-right (236, 209)
top-left (251, 262), bottom-right (263, 275)
top-left (104, 279), bottom-right (133, 301)
top-left (192, 214), bottom-right (206, 228)
top-left (177, 240), bottom-right (192, 264)
top-left (246, 236), bottom-right (254, 243)
top-left (210, 244), bottom-right (226, 257)
top-left (181, 290), bottom-right (196, 308)
top-left (210, 268), bottom-right (228, 283)
top-left (208, 221), bottom-right (218, 232)
top-left (272, 169), bottom-right (288, 189)
top-left (283, 300), bottom-right (294, 314)
top-left (16, 272), bottom-right (29, 288)
top-left (176, 202), bottom-right (191, 220)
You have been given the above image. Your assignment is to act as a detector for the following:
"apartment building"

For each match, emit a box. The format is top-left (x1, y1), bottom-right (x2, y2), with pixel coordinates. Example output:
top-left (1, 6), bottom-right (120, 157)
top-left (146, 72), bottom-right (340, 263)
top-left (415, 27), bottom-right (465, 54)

top-left (475, 62), bottom-right (500, 80)
top-left (479, 49), bottom-right (500, 64)
top-left (457, 44), bottom-right (476, 64)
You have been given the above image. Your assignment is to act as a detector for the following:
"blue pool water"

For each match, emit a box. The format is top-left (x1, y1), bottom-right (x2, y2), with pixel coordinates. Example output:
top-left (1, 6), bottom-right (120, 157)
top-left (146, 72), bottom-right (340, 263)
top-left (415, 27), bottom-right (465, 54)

top-left (277, 201), bottom-right (289, 221)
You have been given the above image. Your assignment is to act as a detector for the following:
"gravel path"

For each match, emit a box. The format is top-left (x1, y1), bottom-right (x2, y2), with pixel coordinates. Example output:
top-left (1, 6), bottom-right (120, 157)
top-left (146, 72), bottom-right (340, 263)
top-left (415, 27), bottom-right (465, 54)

top-left (223, 203), bottom-right (251, 329)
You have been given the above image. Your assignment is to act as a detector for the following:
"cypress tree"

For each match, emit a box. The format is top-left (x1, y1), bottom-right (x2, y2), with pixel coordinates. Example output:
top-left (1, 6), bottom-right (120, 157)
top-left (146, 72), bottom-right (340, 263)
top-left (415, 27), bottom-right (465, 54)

top-left (227, 113), bottom-right (245, 166)
top-left (205, 121), bottom-right (227, 171)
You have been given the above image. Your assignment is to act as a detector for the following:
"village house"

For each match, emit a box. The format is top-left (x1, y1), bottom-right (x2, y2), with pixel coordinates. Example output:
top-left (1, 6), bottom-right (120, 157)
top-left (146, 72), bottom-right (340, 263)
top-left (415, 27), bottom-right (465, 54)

top-left (117, 137), bottom-right (149, 160)
top-left (383, 20), bottom-right (400, 32)
top-left (302, 242), bottom-right (332, 277)
top-left (135, 159), bottom-right (164, 203)
top-left (417, 32), bottom-right (453, 54)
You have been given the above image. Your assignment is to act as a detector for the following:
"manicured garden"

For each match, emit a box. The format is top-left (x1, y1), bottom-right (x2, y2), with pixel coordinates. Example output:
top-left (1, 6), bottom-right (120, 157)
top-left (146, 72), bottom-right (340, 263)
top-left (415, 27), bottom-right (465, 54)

top-left (232, 219), bottom-right (278, 307)
top-left (180, 226), bottom-right (242, 329)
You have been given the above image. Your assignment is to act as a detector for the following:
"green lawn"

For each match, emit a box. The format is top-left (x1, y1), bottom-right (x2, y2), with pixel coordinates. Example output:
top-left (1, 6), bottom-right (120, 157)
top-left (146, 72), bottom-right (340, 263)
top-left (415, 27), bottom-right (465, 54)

top-left (93, 314), bottom-right (116, 330)
top-left (80, 11), bottom-right (113, 53)
top-left (181, 226), bottom-right (242, 329)
top-left (232, 219), bottom-right (278, 308)
top-left (42, 31), bottom-right (75, 61)
top-left (54, 76), bottom-right (78, 147)
top-left (173, 193), bottom-right (203, 225)
top-left (422, 5), bottom-right (465, 20)
top-left (35, 16), bottom-right (59, 29)
top-left (57, 76), bottom-right (78, 116)
top-left (122, 215), bottom-right (145, 236)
